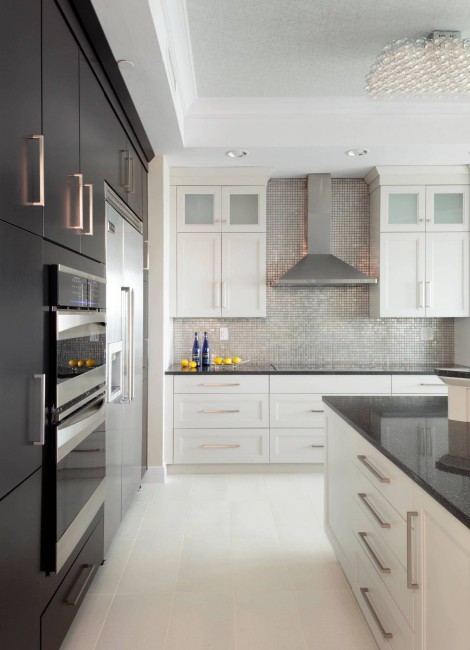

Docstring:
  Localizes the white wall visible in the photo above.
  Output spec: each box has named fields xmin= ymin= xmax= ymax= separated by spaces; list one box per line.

xmin=147 ymin=155 xmax=172 ymax=476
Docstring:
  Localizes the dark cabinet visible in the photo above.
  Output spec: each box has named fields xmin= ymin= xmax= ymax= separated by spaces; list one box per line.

xmin=0 ymin=222 xmax=44 ymax=500
xmin=0 ymin=469 xmax=42 ymax=650
xmin=42 ymin=0 xmax=81 ymax=254
xmin=79 ymin=52 xmax=127 ymax=262
xmin=0 ymin=0 xmax=43 ymax=236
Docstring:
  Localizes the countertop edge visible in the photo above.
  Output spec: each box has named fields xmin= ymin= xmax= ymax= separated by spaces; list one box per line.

xmin=322 ymin=397 xmax=470 ymax=531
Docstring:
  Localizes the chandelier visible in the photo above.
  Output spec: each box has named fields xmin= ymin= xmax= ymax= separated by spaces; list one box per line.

xmin=365 ymin=30 xmax=470 ymax=98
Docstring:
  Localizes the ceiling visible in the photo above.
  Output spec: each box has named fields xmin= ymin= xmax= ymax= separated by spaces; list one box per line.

xmin=91 ymin=0 xmax=470 ymax=177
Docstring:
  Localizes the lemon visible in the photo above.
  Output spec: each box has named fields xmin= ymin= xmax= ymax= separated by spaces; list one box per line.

xmin=77 ymin=360 xmax=86 ymax=368
xmin=68 ymin=359 xmax=78 ymax=367
xmin=189 ymin=361 xmax=197 ymax=368
xmin=214 ymin=357 xmax=223 ymax=365
xmin=223 ymin=357 xmax=232 ymax=365
xmin=180 ymin=359 xmax=189 ymax=367
xmin=232 ymin=357 xmax=241 ymax=364
xmin=85 ymin=359 xmax=96 ymax=367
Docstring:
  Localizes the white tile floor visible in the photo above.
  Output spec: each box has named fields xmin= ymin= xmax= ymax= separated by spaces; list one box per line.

xmin=60 ymin=471 xmax=377 ymax=650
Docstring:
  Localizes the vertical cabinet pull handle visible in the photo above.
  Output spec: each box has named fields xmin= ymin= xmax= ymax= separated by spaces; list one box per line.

xmin=407 ymin=511 xmax=419 ymax=589
xmin=82 ymin=183 xmax=93 ymax=235
xmin=27 ymin=135 xmax=45 ymax=206
xmin=70 ymin=173 xmax=84 ymax=229
xmin=425 ymin=281 xmax=431 ymax=308
xmin=143 ymin=240 xmax=149 ymax=271
xmin=215 ymin=282 xmax=221 ymax=308
xmin=418 ymin=281 xmax=425 ymax=309
xmin=222 ymin=281 xmax=227 ymax=308
xmin=32 ymin=374 xmax=45 ymax=446
xmin=121 ymin=287 xmax=133 ymax=401
xmin=64 ymin=564 xmax=96 ymax=606
xmin=357 ymin=455 xmax=390 ymax=483
xmin=360 ymin=588 xmax=393 ymax=639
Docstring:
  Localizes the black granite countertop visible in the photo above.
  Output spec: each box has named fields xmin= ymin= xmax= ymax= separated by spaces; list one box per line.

xmin=323 ymin=395 xmax=470 ymax=529
xmin=435 ymin=366 xmax=470 ymax=379
xmin=165 ymin=363 xmax=463 ymax=376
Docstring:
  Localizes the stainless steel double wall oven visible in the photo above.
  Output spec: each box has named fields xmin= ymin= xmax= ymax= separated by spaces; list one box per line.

xmin=43 ymin=265 xmax=106 ymax=573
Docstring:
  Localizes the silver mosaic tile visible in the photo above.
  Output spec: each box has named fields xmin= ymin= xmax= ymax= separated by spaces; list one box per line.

xmin=173 ymin=179 xmax=454 ymax=366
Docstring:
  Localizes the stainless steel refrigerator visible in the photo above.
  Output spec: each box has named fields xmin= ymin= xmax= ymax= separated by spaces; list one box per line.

xmin=105 ymin=191 xmax=143 ymax=551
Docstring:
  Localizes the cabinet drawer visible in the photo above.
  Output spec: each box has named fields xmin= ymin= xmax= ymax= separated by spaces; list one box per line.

xmin=354 ymin=435 xmax=414 ymax=520
xmin=351 ymin=497 xmax=414 ymax=630
xmin=270 ymin=429 xmax=324 ymax=463
xmin=174 ymin=375 xmax=268 ymax=394
xmin=391 ymin=374 xmax=447 ymax=395
xmin=41 ymin=517 xmax=104 ymax=650
xmin=270 ymin=374 xmax=391 ymax=394
xmin=270 ymin=394 xmax=324 ymax=428
xmin=352 ymin=464 xmax=407 ymax=570
xmin=353 ymin=538 xmax=414 ymax=650
xmin=174 ymin=394 xmax=269 ymax=428
xmin=174 ymin=428 xmax=269 ymax=463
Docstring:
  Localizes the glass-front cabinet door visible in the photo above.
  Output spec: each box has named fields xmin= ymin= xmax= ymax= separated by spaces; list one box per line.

xmin=380 ymin=186 xmax=426 ymax=232
xmin=177 ymin=186 xmax=221 ymax=232
xmin=425 ymin=186 xmax=469 ymax=231
xmin=221 ymin=186 xmax=266 ymax=232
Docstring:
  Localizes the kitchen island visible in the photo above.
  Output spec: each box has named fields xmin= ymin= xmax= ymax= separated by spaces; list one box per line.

xmin=323 ymin=395 xmax=470 ymax=650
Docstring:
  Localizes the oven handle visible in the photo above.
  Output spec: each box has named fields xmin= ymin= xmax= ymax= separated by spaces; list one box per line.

xmin=57 ymin=395 xmax=105 ymax=463
xmin=57 ymin=310 xmax=106 ymax=335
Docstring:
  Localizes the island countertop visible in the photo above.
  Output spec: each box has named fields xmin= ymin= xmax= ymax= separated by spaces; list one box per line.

xmin=322 ymin=395 xmax=470 ymax=529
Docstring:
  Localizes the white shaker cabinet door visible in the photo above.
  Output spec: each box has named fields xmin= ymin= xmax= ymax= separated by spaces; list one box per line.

xmin=221 ymin=232 xmax=266 ymax=317
xmin=380 ymin=232 xmax=426 ymax=317
xmin=176 ymin=232 xmax=221 ymax=317
xmin=425 ymin=232 xmax=469 ymax=317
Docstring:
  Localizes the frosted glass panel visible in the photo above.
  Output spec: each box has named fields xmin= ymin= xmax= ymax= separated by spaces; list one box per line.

xmin=230 ymin=194 xmax=259 ymax=225
xmin=434 ymin=193 xmax=464 ymax=225
xmin=185 ymin=194 xmax=214 ymax=225
xmin=388 ymin=194 xmax=419 ymax=225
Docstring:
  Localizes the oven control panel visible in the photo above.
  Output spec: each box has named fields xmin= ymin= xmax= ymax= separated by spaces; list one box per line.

xmin=54 ymin=265 xmax=105 ymax=309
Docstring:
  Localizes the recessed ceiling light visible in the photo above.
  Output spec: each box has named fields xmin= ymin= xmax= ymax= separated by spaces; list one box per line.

xmin=117 ymin=59 xmax=135 ymax=69
xmin=346 ymin=148 xmax=369 ymax=157
xmin=225 ymin=150 xmax=249 ymax=158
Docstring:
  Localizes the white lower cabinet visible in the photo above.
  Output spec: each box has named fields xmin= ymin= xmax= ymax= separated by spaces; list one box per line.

xmin=174 ymin=428 xmax=269 ymax=464
xmin=174 ymin=393 xmax=269 ymax=429
xmin=325 ymin=403 xmax=470 ymax=650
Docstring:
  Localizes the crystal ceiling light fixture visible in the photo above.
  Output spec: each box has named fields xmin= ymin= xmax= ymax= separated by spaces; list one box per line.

xmin=365 ymin=30 xmax=470 ymax=98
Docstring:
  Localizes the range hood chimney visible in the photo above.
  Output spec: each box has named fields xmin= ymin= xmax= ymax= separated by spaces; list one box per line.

xmin=275 ymin=174 xmax=377 ymax=286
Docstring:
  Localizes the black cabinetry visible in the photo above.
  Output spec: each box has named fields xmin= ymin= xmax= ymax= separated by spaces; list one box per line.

xmin=0 ymin=0 xmax=43 ymax=236
xmin=0 ymin=469 xmax=42 ymax=650
xmin=42 ymin=0 xmax=81 ymax=255
xmin=0 ymin=221 xmax=44 ymax=500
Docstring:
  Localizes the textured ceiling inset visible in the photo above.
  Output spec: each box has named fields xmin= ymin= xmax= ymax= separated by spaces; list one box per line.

xmin=186 ymin=0 xmax=470 ymax=97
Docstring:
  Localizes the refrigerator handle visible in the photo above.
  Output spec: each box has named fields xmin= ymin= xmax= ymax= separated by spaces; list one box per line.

xmin=121 ymin=287 xmax=135 ymax=403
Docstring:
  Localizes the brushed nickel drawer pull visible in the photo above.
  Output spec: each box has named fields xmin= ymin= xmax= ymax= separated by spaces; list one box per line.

xmin=201 ymin=444 xmax=241 ymax=449
xmin=200 ymin=383 xmax=241 ymax=387
xmin=64 ymin=564 xmax=96 ymax=606
xmin=201 ymin=409 xmax=240 ymax=414
xmin=310 ymin=409 xmax=324 ymax=412
xmin=311 ymin=444 xmax=324 ymax=448
xmin=407 ymin=511 xmax=419 ymax=589
xmin=357 ymin=455 xmax=390 ymax=483
xmin=358 ymin=493 xmax=391 ymax=528
xmin=360 ymin=588 xmax=393 ymax=639
xmin=419 ymin=383 xmax=442 ymax=387
xmin=358 ymin=532 xmax=391 ymax=574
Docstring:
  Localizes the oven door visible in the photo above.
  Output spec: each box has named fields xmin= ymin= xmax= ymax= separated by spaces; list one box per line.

xmin=55 ymin=310 xmax=106 ymax=417
xmin=55 ymin=393 xmax=106 ymax=572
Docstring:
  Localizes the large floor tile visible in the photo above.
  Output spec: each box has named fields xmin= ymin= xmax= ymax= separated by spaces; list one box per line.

xmin=227 ymin=474 xmax=269 ymax=502
xmin=133 ymin=483 xmax=158 ymax=502
xmin=60 ymin=594 xmax=112 ymax=650
xmin=165 ymin=592 xmax=235 ymax=650
xmin=230 ymin=501 xmax=277 ymax=538
xmin=117 ymin=537 xmax=182 ymax=594
xmin=234 ymin=590 xmax=306 ymax=650
xmin=113 ymin=502 xmax=148 ymax=542
xmin=151 ymin=475 xmax=194 ymax=502
xmin=185 ymin=500 xmax=231 ymax=538
xmin=231 ymin=536 xmax=290 ymax=592
xmin=137 ymin=500 xmax=190 ymax=540
xmin=94 ymin=593 xmax=173 ymax=650
xmin=175 ymin=536 xmax=232 ymax=593
xmin=190 ymin=475 xmax=230 ymax=502
xmin=88 ymin=539 xmax=133 ymax=595
xmin=294 ymin=589 xmax=377 ymax=649
xmin=284 ymin=545 xmax=349 ymax=591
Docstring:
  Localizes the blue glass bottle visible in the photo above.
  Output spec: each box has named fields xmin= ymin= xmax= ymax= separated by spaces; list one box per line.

xmin=192 ymin=332 xmax=200 ymax=367
xmin=202 ymin=331 xmax=210 ymax=367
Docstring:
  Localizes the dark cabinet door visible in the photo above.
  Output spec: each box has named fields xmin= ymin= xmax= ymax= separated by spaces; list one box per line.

xmin=42 ymin=0 xmax=81 ymax=253
xmin=125 ymin=141 xmax=144 ymax=220
xmin=0 ymin=0 xmax=43 ymax=236
xmin=79 ymin=53 xmax=127 ymax=262
xmin=0 ymin=221 xmax=44 ymax=500
xmin=0 ymin=469 xmax=41 ymax=650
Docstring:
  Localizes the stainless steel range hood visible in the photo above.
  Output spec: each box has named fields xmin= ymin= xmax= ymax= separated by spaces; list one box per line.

xmin=275 ymin=174 xmax=377 ymax=286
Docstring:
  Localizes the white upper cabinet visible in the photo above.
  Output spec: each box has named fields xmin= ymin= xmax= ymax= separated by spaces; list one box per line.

xmin=221 ymin=233 xmax=266 ymax=317
xmin=177 ymin=186 xmax=222 ymax=232
xmin=426 ymin=186 xmax=469 ymax=231
xmin=380 ymin=186 xmax=426 ymax=232
xmin=221 ymin=186 xmax=266 ymax=232
xmin=425 ymin=232 xmax=469 ymax=317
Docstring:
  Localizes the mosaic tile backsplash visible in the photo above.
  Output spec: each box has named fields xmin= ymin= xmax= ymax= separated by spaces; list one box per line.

xmin=173 ymin=179 xmax=454 ymax=366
